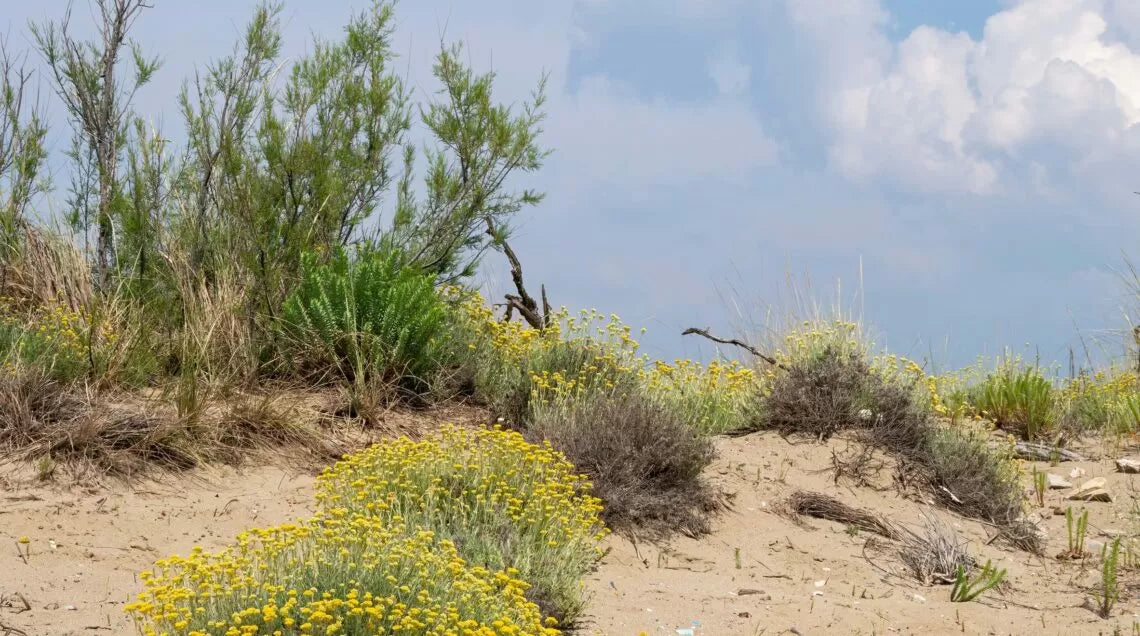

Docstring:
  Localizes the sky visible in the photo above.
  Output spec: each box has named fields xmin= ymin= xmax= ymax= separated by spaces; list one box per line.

xmin=4 ymin=0 xmax=1140 ymax=371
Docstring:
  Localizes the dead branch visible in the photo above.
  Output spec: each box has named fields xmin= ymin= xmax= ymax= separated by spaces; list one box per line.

xmin=681 ymin=327 xmax=786 ymax=370
xmin=1006 ymin=441 xmax=1085 ymax=463
xmin=485 ymin=216 xmax=549 ymax=330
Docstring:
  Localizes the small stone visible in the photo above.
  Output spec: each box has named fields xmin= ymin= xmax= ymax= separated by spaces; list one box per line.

xmin=1046 ymin=474 xmax=1072 ymax=489
xmin=738 ymin=612 xmax=752 ymax=618
xmin=912 ymin=593 xmax=926 ymax=602
xmin=1116 ymin=458 xmax=1140 ymax=473
xmin=1070 ymin=467 xmax=1087 ymax=480
xmin=814 ymin=580 xmax=826 ymax=588
xmin=1069 ymin=477 xmax=1113 ymax=502
xmin=64 ymin=605 xmax=76 ymax=611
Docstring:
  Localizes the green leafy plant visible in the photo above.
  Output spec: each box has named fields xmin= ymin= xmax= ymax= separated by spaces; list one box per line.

xmin=974 ymin=360 xmax=1056 ymax=439
xmin=1099 ymin=537 xmax=1122 ymax=618
xmin=950 ymin=559 xmax=1006 ymax=602
xmin=1062 ymin=507 xmax=1089 ymax=560
xmin=281 ymin=246 xmax=445 ymax=394
xmin=1032 ymin=466 xmax=1047 ymax=508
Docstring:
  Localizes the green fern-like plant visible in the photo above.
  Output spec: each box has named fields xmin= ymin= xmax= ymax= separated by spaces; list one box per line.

xmin=1099 ymin=537 xmax=1122 ymax=618
xmin=281 ymin=246 xmax=445 ymax=391
xmin=950 ymin=559 xmax=1006 ymax=602
xmin=1064 ymin=507 xmax=1089 ymax=559
xmin=1031 ymin=466 xmax=1046 ymax=508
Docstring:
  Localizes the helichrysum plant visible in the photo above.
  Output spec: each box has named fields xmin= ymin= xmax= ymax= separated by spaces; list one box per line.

xmin=315 ymin=425 xmax=608 ymax=621
xmin=126 ymin=426 xmax=606 ymax=634
xmin=125 ymin=518 xmax=559 ymax=635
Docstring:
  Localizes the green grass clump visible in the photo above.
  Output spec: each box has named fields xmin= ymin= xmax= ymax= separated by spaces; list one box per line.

xmin=973 ymin=358 xmax=1056 ymax=440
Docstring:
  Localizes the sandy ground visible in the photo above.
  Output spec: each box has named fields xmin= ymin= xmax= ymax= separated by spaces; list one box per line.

xmin=4 ymin=429 xmax=1140 ymax=636
xmin=1 ymin=463 xmax=317 ymax=635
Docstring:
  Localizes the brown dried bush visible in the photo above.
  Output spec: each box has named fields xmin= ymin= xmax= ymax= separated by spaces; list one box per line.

xmin=528 ymin=390 xmax=721 ymax=538
xmin=755 ymin=346 xmax=1041 ymax=553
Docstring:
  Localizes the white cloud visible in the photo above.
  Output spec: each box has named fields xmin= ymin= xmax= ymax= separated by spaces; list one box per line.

xmin=791 ymin=0 xmax=1140 ymax=194
xmin=546 ymin=76 xmax=778 ymax=190
xmin=707 ymin=41 xmax=751 ymax=96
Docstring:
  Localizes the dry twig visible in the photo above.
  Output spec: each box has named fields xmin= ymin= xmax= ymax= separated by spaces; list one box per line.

xmin=681 ymin=327 xmax=786 ymax=369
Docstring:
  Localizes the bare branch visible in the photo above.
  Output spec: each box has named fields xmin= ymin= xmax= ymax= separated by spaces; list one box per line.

xmin=486 ymin=215 xmax=549 ymax=330
xmin=681 ymin=326 xmax=786 ymax=370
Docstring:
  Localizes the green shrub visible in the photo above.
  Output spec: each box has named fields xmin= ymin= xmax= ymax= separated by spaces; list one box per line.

xmin=281 ymin=246 xmax=445 ymax=393
xmin=973 ymin=361 xmax=1056 ymax=439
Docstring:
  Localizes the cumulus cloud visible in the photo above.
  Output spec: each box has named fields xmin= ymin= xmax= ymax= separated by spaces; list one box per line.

xmin=791 ymin=0 xmax=1140 ymax=194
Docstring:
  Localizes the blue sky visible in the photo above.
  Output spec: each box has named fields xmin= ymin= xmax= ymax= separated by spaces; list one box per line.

xmin=5 ymin=0 xmax=1140 ymax=370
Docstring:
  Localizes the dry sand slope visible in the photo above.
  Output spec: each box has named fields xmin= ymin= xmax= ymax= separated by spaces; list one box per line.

xmin=2 ymin=431 xmax=1140 ymax=636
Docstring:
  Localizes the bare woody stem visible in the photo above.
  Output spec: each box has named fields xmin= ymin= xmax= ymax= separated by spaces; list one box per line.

xmin=485 ymin=216 xmax=549 ymax=330
xmin=681 ymin=326 xmax=787 ymax=370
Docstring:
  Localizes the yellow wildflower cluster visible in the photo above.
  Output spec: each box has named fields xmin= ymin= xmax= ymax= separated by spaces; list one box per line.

xmin=773 ymin=319 xmax=865 ymax=370
xmin=127 ymin=426 xmax=606 ymax=635
xmin=125 ymin=519 xmax=556 ymax=635
xmin=639 ymin=359 xmax=759 ymax=434
xmin=1059 ymin=368 xmax=1140 ymax=433
xmin=451 ymin=289 xmax=762 ymax=434
xmin=0 ymin=297 xmax=118 ymax=378
xmin=316 ymin=426 xmax=608 ymax=614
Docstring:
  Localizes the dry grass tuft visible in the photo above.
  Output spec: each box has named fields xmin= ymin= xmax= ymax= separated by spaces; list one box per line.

xmin=785 ymin=490 xmax=899 ymax=539
xmin=0 ymin=222 xmax=91 ymax=314
xmin=0 ymin=370 xmax=339 ymax=478
xmin=755 ymin=346 xmax=1042 ymax=553
xmin=895 ymin=512 xmax=974 ymax=585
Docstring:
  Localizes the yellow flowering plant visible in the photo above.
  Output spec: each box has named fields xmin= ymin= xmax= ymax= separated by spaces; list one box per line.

xmin=447 ymin=288 xmax=760 ymax=435
xmin=128 ymin=426 xmax=604 ymax=634
xmin=125 ymin=518 xmax=558 ymax=636
xmin=638 ymin=358 xmax=759 ymax=435
xmin=0 ymin=297 xmax=108 ymax=380
xmin=315 ymin=426 xmax=608 ymax=622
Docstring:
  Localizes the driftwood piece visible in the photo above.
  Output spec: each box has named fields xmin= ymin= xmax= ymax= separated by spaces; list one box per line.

xmin=1003 ymin=442 xmax=1085 ymax=463
xmin=681 ymin=327 xmax=787 ymax=370
xmin=486 ymin=216 xmax=549 ymax=330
